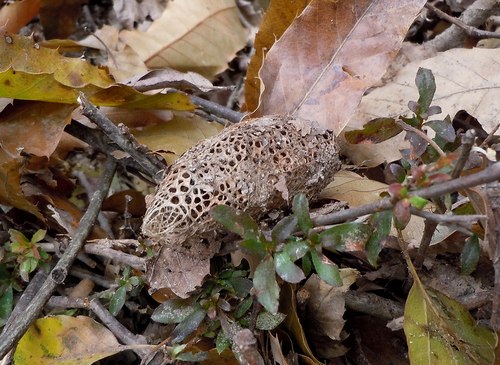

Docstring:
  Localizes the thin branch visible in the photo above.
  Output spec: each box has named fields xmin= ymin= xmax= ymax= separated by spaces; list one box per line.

xmin=78 ymin=93 xmax=165 ymax=182
xmin=0 ymin=158 xmax=117 ymax=359
xmin=425 ymin=2 xmax=500 ymax=39
xmin=410 ymin=208 xmax=485 ymax=227
xmin=414 ymin=219 xmax=439 ymax=268
xmin=89 ymin=298 xmax=150 ymax=359
xmin=83 ymin=244 xmax=146 ymax=270
xmin=395 ymin=119 xmax=445 ymax=157
xmin=452 ymin=129 xmax=476 ymax=179
xmin=313 ymin=161 xmax=500 ymax=226
xmin=190 ymin=94 xmax=245 ymax=124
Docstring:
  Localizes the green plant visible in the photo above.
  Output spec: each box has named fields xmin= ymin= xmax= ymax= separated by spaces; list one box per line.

xmin=106 ymin=266 xmax=144 ymax=316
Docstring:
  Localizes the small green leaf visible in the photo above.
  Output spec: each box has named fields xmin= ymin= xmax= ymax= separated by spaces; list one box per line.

xmin=461 ymin=235 xmax=480 ymax=275
xmin=176 ymin=351 xmax=208 ymax=362
xmin=415 ymin=67 xmax=436 ymax=114
xmin=256 ymin=311 xmax=286 ymax=330
xmin=234 ymin=296 xmax=253 ymax=319
xmin=19 ymin=257 xmax=38 ymax=281
xmin=426 ymin=119 xmax=455 ymax=142
xmin=216 ymin=330 xmax=231 ymax=354
xmin=170 ymin=306 xmax=206 ymax=344
xmin=152 ymin=298 xmax=196 ymax=324
xmin=319 ymin=223 xmax=372 ymax=252
xmin=271 ymin=216 xmax=298 ymax=243
xmin=240 ymin=237 xmax=267 ymax=257
xmin=0 ymin=284 xmax=13 ymax=327
xmin=109 ymin=285 xmax=127 ymax=316
xmin=227 ymin=276 xmax=253 ymax=298
xmin=283 ymin=240 xmax=309 ymax=261
xmin=292 ymin=194 xmax=313 ymax=235
xmin=301 ymin=251 xmax=313 ymax=276
xmin=344 ymin=118 xmax=402 ymax=144
xmin=253 ymin=257 xmax=280 ymax=314
xmin=409 ymin=195 xmax=428 ymax=209
xmin=310 ymin=250 xmax=341 ymax=286
xmin=30 ymin=229 xmax=46 ymax=244
xmin=8 ymin=229 xmax=29 ymax=247
xmin=365 ymin=211 xmax=393 ymax=267
xmin=210 ymin=205 xmax=258 ymax=240
xmin=274 ymin=252 xmax=305 ymax=283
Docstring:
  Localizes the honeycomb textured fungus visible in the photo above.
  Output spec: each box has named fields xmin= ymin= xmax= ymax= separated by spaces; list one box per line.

xmin=142 ymin=115 xmax=341 ymax=260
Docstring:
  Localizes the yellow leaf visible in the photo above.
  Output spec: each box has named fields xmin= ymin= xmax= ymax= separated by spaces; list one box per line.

xmin=14 ymin=315 xmax=124 ymax=365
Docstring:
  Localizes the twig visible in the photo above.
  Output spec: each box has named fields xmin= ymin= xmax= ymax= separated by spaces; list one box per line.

xmin=452 ymin=129 xmax=476 ymax=179
xmin=83 ymin=244 xmax=146 ymax=270
xmin=78 ymin=93 xmax=165 ymax=182
xmin=395 ymin=120 xmax=445 ymax=157
xmin=313 ymin=161 xmax=500 ymax=226
xmin=70 ymin=266 xmax=116 ymax=289
xmin=481 ymin=121 xmax=500 ymax=148
xmin=190 ymin=94 xmax=245 ymax=124
xmin=410 ymin=208 xmax=485 ymax=227
xmin=65 ymin=120 xmax=158 ymax=184
xmin=425 ymin=3 xmax=500 ymax=39
xmin=414 ymin=220 xmax=439 ymax=268
xmin=0 ymin=157 xmax=117 ymax=359
xmin=345 ymin=291 xmax=404 ymax=320
xmin=89 ymin=298 xmax=150 ymax=359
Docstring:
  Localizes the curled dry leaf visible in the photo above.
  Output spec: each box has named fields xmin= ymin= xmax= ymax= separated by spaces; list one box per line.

xmin=122 ymin=0 xmax=249 ymax=80
xmin=250 ymin=0 xmax=427 ymax=135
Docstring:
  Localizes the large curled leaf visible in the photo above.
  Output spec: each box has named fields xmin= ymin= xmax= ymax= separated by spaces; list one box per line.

xmin=122 ymin=0 xmax=248 ymax=80
xmin=404 ymin=285 xmax=497 ymax=364
xmin=251 ymin=0 xmax=427 ymax=134
xmin=253 ymin=256 xmax=280 ymax=314
xmin=14 ymin=315 xmax=126 ymax=365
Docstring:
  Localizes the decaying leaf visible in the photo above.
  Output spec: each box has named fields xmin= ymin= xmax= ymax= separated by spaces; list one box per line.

xmin=250 ymin=0 xmax=427 ymax=134
xmin=303 ymin=270 xmax=359 ymax=342
xmin=244 ymin=0 xmax=311 ymax=112
xmin=122 ymin=0 xmax=249 ymax=80
xmin=13 ymin=315 xmax=132 ymax=365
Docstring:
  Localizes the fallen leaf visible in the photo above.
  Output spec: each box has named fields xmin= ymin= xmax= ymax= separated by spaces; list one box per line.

xmin=404 ymin=284 xmax=497 ymax=364
xmin=14 ymin=315 xmax=128 ymax=365
xmin=0 ymin=30 xmax=194 ymax=110
xmin=244 ymin=0 xmax=311 ymax=112
xmin=251 ymin=0 xmax=426 ymax=134
xmin=0 ymin=0 xmax=40 ymax=33
xmin=319 ymin=170 xmax=388 ymax=207
xmin=303 ymin=270 xmax=359 ymax=341
xmin=39 ymin=0 xmax=87 ymax=39
xmin=0 ymin=101 xmax=75 ymax=158
xmin=122 ymin=0 xmax=249 ymax=80
xmin=346 ymin=47 xmax=500 ymax=166
xmin=132 ymin=114 xmax=223 ymax=164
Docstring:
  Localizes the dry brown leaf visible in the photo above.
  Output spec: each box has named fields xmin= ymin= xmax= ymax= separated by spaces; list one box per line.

xmin=0 ymin=101 xmax=75 ymax=158
xmin=146 ymin=246 xmax=211 ymax=298
xmin=39 ymin=0 xmax=87 ymax=39
xmin=244 ymin=0 xmax=311 ymax=112
xmin=345 ymin=47 xmax=500 ymax=166
xmin=319 ymin=170 xmax=387 ymax=207
xmin=122 ymin=0 xmax=249 ymax=79
xmin=0 ymin=0 xmax=40 ymax=33
xmin=303 ymin=270 xmax=359 ymax=341
xmin=250 ymin=0 xmax=426 ymax=135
